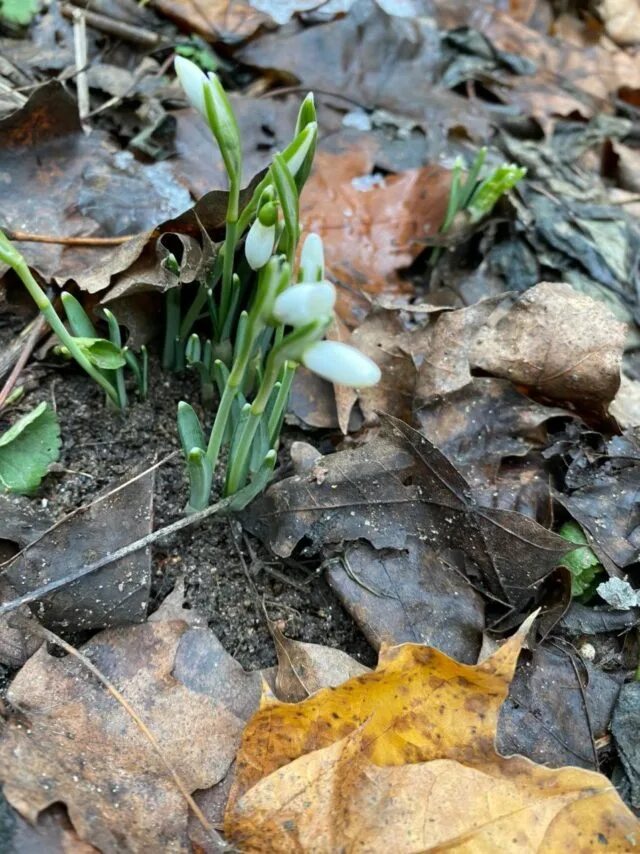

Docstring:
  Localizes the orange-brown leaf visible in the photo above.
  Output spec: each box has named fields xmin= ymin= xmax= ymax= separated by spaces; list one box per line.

xmin=226 ymin=618 xmax=639 ymax=851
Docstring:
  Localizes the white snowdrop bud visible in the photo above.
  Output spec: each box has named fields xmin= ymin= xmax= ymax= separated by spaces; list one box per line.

xmin=174 ymin=56 xmax=208 ymax=118
xmin=299 ymin=233 xmax=324 ymax=282
xmin=302 ymin=341 xmax=381 ymax=387
xmin=284 ymin=123 xmax=317 ymax=177
xmin=273 ymin=282 xmax=336 ymax=327
xmin=245 ymin=219 xmax=276 ymax=270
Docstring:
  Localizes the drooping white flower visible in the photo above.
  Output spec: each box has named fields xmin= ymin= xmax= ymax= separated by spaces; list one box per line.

xmin=299 ymin=233 xmax=324 ymax=282
xmin=245 ymin=219 xmax=276 ymax=270
xmin=302 ymin=340 xmax=381 ymax=387
xmin=174 ymin=56 xmax=208 ymax=118
xmin=272 ymin=281 xmax=336 ymax=327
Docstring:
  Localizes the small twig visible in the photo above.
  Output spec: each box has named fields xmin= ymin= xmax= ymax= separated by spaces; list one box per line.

xmin=0 ymin=315 xmax=47 ymax=411
xmin=19 ymin=619 xmax=217 ymax=839
xmin=5 ymin=230 xmax=138 ymax=246
xmin=61 ymin=2 xmax=167 ymax=47
xmin=0 ymin=453 xmax=178 ymax=571
xmin=0 ymin=496 xmax=233 ymax=618
xmin=72 ymin=8 xmax=91 ymax=127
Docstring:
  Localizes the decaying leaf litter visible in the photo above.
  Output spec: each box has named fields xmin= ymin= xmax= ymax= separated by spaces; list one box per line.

xmin=0 ymin=0 xmax=640 ymax=850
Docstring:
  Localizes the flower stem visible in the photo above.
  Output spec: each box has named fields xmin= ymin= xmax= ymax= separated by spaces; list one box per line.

xmin=7 ymin=249 xmax=120 ymax=405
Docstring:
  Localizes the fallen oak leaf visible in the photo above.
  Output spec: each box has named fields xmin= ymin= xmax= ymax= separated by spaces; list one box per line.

xmin=225 ymin=616 xmax=639 ymax=851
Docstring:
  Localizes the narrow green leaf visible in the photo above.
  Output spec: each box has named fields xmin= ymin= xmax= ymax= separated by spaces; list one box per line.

xmin=61 ymin=293 xmax=98 ymax=339
xmin=271 ymin=154 xmax=299 ymax=258
xmin=177 ymin=401 xmax=206 ymax=455
xmin=0 ymin=402 xmax=61 ymax=494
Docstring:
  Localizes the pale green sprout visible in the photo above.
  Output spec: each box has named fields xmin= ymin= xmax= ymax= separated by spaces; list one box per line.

xmin=0 ymin=233 xmax=147 ymax=409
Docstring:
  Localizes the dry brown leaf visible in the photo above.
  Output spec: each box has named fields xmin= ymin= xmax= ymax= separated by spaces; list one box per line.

xmin=470 ymin=282 xmax=627 ymax=411
xmin=300 ymin=145 xmax=451 ymax=326
xmin=599 ymin=0 xmax=640 ymax=45
xmin=0 ymin=620 xmax=243 ymax=852
xmin=147 ymin=0 xmax=267 ymax=41
xmin=225 ymin=620 xmax=639 ymax=851
xmin=268 ymin=620 xmax=369 ymax=703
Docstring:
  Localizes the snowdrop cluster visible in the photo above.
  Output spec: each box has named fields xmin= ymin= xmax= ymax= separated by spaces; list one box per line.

xmin=172 ymin=57 xmax=380 ymax=510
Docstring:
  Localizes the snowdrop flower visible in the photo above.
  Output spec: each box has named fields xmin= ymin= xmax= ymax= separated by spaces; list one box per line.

xmin=174 ymin=56 xmax=208 ymax=117
xmin=245 ymin=219 xmax=276 ymax=270
xmin=302 ymin=341 xmax=381 ymax=388
xmin=272 ymin=281 xmax=336 ymax=326
xmin=299 ymin=233 xmax=324 ymax=282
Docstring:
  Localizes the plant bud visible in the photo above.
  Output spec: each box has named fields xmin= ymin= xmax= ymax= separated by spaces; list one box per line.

xmin=302 ymin=341 xmax=381 ymax=387
xmin=272 ymin=282 xmax=336 ymax=327
xmin=174 ymin=56 xmax=208 ymax=117
xmin=299 ymin=233 xmax=324 ymax=282
xmin=245 ymin=218 xmax=276 ymax=270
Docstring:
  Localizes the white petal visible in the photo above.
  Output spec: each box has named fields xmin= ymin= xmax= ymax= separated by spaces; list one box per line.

xmin=284 ymin=123 xmax=317 ymax=177
xmin=273 ymin=282 xmax=336 ymax=327
xmin=302 ymin=341 xmax=381 ymax=387
xmin=299 ymin=233 xmax=324 ymax=281
xmin=174 ymin=56 xmax=208 ymax=117
xmin=245 ymin=219 xmax=275 ymax=270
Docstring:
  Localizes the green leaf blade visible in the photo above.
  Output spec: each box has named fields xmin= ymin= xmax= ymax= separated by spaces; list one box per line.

xmin=0 ymin=402 xmax=61 ymax=494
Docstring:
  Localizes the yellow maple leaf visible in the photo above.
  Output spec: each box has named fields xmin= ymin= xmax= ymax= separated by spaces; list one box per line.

xmin=225 ymin=618 xmax=639 ymax=852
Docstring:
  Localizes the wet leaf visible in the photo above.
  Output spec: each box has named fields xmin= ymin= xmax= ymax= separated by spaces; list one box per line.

xmin=555 ymin=434 xmax=640 ymax=573
xmin=246 ymin=415 xmax=570 ymax=611
xmin=326 ymin=536 xmax=484 ymax=662
xmin=239 ymin=1 xmax=443 ymax=122
xmin=299 ymin=143 xmax=451 ymax=325
xmin=470 ymin=282 xmax=626 ymax=412
xmin=0 ymin=620 xmax=242 ymax=852
xmin=0 ymin=82 xmax=192 ymax=284
xmin=225 ymin=620 xmax=638 ymax=850
xmin=5 ymin=465 xmax=155 ymax=631
xmin=612 ymin=681 xmax=640 ymax=810
xmin=0 ymin=402 xmax=60 ymax=494
xmin=498 ymin=645 xmax=621 ymax=770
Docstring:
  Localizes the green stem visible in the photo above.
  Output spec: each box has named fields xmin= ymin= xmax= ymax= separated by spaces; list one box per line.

xmin=225 ymin=356 xmax=280 ymax=495
xmin=163 ymin=288 xmax=181 ymax=370
xmin=12 ymin=257 xmax=120 ymax=405
xmin=205 ymin=378 xmax=237 ymax=470
xmin=225 ymin=411 xmax=261 ymax=496
xmin=219 ymin=182 xmax=239 ymax=333
xmin=268 ymin=362 xmax=295 ymax=446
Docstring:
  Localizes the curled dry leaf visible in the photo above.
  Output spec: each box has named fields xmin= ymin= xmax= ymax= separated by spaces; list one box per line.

xmin=470 ymin=282 xmax=627 ymax=411
xmin=268 ymin=620 xmax=369 ymax=703
xmin=225 ymin=618 xmax=639 ymax=851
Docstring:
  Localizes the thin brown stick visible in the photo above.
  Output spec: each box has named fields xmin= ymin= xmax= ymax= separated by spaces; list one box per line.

xmin=60 ymin=2 xmax=166 ymax=47
xmin=22 ymin=620 xmax=218 ymax=839
xmin=0 ymin=315 xmax=47 ymax=411
xmin=5 ymin=230 xmax=139 ymax=246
